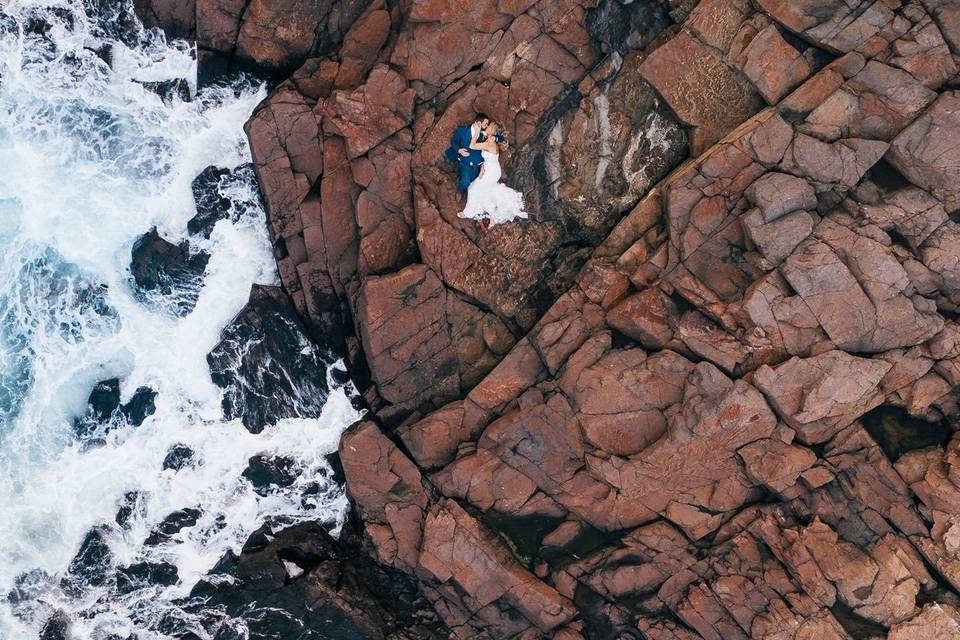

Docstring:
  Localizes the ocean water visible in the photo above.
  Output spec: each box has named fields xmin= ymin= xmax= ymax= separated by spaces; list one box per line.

xmin=0 ymin=1 xmax=360 ymax=638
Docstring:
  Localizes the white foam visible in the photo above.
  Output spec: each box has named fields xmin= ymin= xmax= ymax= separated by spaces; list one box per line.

xmin=0 ymin=2 xmax=359 ymax=637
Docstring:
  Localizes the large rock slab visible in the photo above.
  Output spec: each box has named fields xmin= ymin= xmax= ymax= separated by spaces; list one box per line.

xmin=753 ymin=350 xmax=891 ymax=443
xmin=641 ymin=30 xmax=765 ymax=153
xmin=888 ymin=91 xmax=960 ymax=211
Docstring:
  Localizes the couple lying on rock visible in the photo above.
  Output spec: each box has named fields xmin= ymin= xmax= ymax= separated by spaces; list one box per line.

xmin=445 ymin=112 xmax=529 ymax=227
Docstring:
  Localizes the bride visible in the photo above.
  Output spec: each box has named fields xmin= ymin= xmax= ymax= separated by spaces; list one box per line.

xmin=459 ymin=122 xmax=529 ymax=226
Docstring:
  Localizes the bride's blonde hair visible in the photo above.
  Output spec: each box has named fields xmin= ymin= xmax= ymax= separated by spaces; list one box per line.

xmin=490 ymin=121 xmax=507 ymax=149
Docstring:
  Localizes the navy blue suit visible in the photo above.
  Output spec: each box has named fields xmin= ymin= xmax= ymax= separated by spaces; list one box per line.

xmin=446 ymin=124 xmax=485 ymax=192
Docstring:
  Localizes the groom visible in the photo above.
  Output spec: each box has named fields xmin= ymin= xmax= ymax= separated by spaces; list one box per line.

xmin=445 ymin=112 xmax=491 ymax=192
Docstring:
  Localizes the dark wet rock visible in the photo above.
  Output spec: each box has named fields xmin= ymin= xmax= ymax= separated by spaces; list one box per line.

xmin=123 ymin=386 xmax=158 ymax=426
xmin=207 ymin=285 xmax=330 ymax=433
xmin=74 ymin=379 xmax=157 ymax=439
xmin=324 ymin=451 xmax=345 ymax=486
xmin=129 ymin=228 xmax=209 ymax=316
xmin=116 ymin=561 xmax=180 ymax=594
xmin=39 ymin=611 xmax=70 ymax=640
xmin=66 ymin=527 xmax=112 ymax=587
xmin=162 ymin=444 xmax=195 ymax=471
xmin=6 ymin=569 xmax=53 ymax=621
xmin=115 ymin=491 xmax=145 ymax=527
xmin=241 ymin=454 xmax=298 ymax=495
xmin=136 ymin=78 xmax=191 ymax=105
xmin=185 ymin=520 xmax=448 ymax=640
xmin=81 ymin=378 xmax=121 ymax=424
xmin=188 ymin=164 xmax=261 ymax=238
xmin=586 ymin=0 xmax=673 ymax=53
xmin=144 ymin=508 xmax=201 ymax=546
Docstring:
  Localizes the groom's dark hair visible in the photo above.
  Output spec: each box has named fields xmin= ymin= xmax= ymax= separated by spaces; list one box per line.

xmin=474 ymin=112 xmax=490 ymax=123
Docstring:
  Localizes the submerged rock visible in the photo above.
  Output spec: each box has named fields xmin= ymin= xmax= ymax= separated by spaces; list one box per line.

xmin=188 ymin=164 xmax=261 ymax=238
xmin=185 ymin=520 xmax=448 ymax=639
xmin=115 ymin=491 xmax=145 ymax=528
xmin=38 ymin=611 xmax=70 ymax=640
xmin=136 ymin=78 xmax=191 ymax=105
xmin=241 ymin=454 xmax=298 ymax=495
xmin=207 ymin=285 xmax=330 ymax=433
xmin=66 ymin=527 xmax=112 ymax=588
xmin=161 ymin=443 xmax=195 ymax=471
xmin=144 ymin=508 xmax=201 ymax=546
xmin=116 ymin=561 xmax=180 ymax=593
xmin=73 ymin=378 xmax=157 ymax=440
xmin=129 ymin=228 xmax=209 ymax=316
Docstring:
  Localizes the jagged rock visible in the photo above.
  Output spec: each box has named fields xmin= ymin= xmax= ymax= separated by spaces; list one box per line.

xmin=162 ymin=443 xmax=195 ymax=471
xmin=129 ymin=228 xmax=209 ymax=315
xmin=187 ymin=520 xmax=448 ymax=639
xmin=116 ymin=561 xmax=180 ymax=593
xmin=207 ymin=285 xmax=330 ymax=433
xmin=134 ymin=0 xmax=960 ymax=635
xmin=134 ymin=0 xmax=370 ymax=79
xmin=66 ymin=527 xmax=112 ymax=588
xmin=144 ymin=508 xmax=201 ymax=546
xmin=136 ymin=77 xmax=191 ymax=104
xmin=73 ymin=379 xmax=157 ymax=440
xmin=241 ymin=454 xmax=298 ymax=495
xmin=188 ymin=164 xmax=260 ymax=238
xmin=888 ymin=91 xmax=960 ymax=210
xmin=888 ymin=603 xmax=960 ymax=639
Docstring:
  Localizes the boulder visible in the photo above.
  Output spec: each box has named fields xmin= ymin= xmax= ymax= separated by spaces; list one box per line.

xmin=753 ymin=350 xmax=891 ymax=443
xmin=888 ymin=91 xmax=960 ymax=210
xmin=73 ymin=379 xmax=157 ymax=440
xmin=162 ymin=443 xmax=195 ymax=471
xmin=116 ymin=561 xmax=180 ymax=593
xmin=640 ymin=30 xmax=764 ymax=153
xmin=241 ymin=454 xmax=299 ymax=495
xmin=745 ymin=171 xmax=818 ymax=222
xmin=207 ymin=285 xmax=330 ymax=433
xmin=144 ymin=508 xmax=201 ymax=546
xmin=66 ymin=527 xmax=112 ymax=588
xmin=129 ymin=228 xmax=209 ymax=316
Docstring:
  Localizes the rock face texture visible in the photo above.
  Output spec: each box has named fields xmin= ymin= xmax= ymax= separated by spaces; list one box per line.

xmin=141 ymin=0 xmax=960 ymax=637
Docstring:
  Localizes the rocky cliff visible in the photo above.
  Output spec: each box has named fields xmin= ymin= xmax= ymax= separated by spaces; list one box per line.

xmin=139 ymin=0 xmax=960 ymax=638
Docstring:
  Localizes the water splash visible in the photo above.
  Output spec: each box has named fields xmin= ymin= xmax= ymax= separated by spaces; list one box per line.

xmin=0 ymin=1 xmax=359 ymax=638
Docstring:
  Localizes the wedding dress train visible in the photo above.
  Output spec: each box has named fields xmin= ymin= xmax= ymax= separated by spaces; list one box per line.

xmin=459 ymin=150 xmax=529 ymax=225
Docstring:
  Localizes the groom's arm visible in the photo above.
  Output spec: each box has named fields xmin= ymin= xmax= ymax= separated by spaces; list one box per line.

xmin=445 ymin=128 xmax=469 ymax=163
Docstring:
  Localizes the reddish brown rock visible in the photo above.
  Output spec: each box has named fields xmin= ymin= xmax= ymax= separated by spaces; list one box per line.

xmin=745 ymin=171 xmax=818 ymax=222
xmin=324 ymin=65 xmax=415 ymax=159
xmin=889 ymin=603 xmax=960 ymax=639
xmin=605 ymin=288 xmax=678 ymax=350
xmin=229 ymin=0 xmax=960 ymax=635
xmin=339 ymin=421 xmax=430 ymax=571
xmin=641 ymin=30 xmax=765 ymax=153
xmin=738 ymin=23 xmax=816 ymax=104
xmin=753 ymin=350 xmax=891 ymax=443
xmin=888 ymin=91 xmax=960 ymax=211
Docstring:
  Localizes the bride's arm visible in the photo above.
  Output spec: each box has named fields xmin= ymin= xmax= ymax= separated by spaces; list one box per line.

xmin=469 ymin=135 xmax=496 ymax=152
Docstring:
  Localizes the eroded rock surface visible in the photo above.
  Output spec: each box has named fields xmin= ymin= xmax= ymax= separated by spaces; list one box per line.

xmin=140 ymin=0 xmax=960 ymax=637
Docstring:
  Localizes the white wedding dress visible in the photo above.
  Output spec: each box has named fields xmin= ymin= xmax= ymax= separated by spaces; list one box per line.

xmin=460 ymin=150 xmax=529 ymax=225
